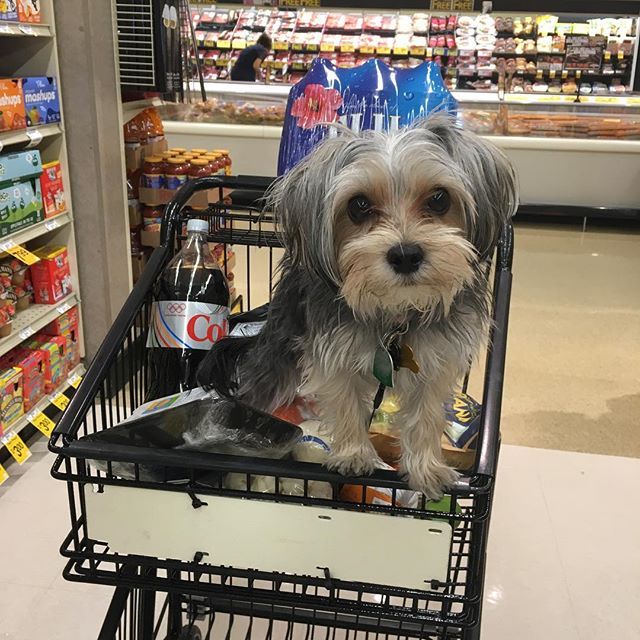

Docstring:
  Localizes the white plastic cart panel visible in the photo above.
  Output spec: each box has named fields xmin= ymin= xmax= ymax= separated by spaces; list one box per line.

xmin=84 ymin=484 xmax=453 ymax=590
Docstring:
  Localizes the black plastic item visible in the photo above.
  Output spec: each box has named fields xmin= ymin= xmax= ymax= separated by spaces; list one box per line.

xmin=50 ymin=176 xmax=514 ymax=640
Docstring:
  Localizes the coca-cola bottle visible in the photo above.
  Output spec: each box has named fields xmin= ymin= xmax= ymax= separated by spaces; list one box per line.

xmin=146 ymin=219 xmax=230 ymax=399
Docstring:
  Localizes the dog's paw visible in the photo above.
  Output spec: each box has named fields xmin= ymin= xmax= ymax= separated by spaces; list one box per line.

xmin=326 ymin=442 xmax=382 ymax=477
xmin=402 ymin=460 xmax=459 ymax=501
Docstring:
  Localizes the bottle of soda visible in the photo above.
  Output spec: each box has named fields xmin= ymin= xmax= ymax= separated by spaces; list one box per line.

xmin=146 ymin=219 xmax=230 ymax=399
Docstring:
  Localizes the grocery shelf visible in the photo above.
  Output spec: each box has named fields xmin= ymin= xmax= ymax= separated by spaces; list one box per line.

xmin=0 ymin=123 xmax=63 ymax=151
xmin=6 ymin=364 xmax=85 ymax=441
xmin=0 ymin=292 xmax=78 ymax=358
xmin=0 ymin=211 xmax=72 ymax=250
xmin=0 ymin=20 xmax=52 ymax=38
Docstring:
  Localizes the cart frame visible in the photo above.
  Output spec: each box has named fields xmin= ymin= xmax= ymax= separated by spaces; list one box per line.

xmin=50 ymin=176 xmax=514 ymax=640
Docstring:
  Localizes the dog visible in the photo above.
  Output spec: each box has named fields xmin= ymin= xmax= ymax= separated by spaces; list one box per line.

xmin=198 ymin=114 xmax=518 ymax=498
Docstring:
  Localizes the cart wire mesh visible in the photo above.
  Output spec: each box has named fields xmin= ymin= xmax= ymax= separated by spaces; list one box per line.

xmin=50 ymin=176 xmax=513 ymax=640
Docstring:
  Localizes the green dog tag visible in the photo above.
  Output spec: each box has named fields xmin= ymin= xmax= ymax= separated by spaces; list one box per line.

xmin=373 ymin=345 xmax=394 ymax=388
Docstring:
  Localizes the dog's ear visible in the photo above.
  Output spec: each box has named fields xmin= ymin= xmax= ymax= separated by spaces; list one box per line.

xmin=420 ymin=115 xmax=518 ymax=260
xmin=267 ymin=129 xmax=357 ymax=287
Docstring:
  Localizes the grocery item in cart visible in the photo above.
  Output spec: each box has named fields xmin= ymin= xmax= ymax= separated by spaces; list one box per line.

xmin=146 ymin=219 xmax=230 ymax=399
xmin=78 ymin=390 xmax=302 ymax=481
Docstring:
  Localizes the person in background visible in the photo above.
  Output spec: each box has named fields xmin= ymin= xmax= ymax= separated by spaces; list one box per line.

xmin=230 ymin=33 xmax=272 ymax=83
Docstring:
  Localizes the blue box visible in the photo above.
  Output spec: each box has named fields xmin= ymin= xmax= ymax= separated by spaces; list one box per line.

xmin=0 ymin=0 xmax=18 ymax=21
xmin=22 ymin=77 xmax=61 ymax=127
xmin=0 ymin=149 xmax=42 ymax=188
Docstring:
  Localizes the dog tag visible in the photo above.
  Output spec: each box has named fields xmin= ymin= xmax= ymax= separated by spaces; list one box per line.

xmin=399 ymin=344 xmax=420 ymax=373
xmin=373 ymin=346 xmax=394 ymax=388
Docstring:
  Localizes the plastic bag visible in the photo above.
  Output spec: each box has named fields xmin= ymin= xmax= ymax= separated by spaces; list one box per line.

xmin=278 ymin=57 xmax=457 ymax=174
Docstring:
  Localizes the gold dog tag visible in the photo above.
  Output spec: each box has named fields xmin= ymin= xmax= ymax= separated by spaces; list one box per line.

xmin=399 ymin=344 xmax=420 ymax=373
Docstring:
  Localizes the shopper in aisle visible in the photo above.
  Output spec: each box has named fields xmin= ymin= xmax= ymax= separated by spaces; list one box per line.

xmin=230 ymin=33 xmax=272 ymax=83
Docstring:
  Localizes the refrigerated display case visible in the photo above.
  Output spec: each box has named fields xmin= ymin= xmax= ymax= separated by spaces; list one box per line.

xmin=158 ymin=81 xmax=640 ymax=213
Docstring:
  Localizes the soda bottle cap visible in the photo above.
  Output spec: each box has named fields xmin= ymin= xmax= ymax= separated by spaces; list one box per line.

xmin=187 ymin=219 xmax=208 ymax=233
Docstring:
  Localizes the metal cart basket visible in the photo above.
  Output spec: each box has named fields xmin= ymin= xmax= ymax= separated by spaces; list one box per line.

xmin=50 ymin=176 xmax=514 ymax=640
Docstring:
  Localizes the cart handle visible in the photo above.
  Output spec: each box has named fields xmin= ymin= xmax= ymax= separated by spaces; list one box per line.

xmin=473 ymin=222 xmax=514 ymax=482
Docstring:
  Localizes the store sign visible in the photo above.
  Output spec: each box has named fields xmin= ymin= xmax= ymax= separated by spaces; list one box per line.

xmin=452 ymin=0 xmax=474 ymax=10
xmin=565 ymin=35 xmax=606 ymax=72
xmin=431 ymin=0 xmax=453 ymax=10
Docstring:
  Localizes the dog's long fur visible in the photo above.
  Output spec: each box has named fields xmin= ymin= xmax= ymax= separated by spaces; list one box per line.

xmin=199 ymin=115 xmax=517 ymax=498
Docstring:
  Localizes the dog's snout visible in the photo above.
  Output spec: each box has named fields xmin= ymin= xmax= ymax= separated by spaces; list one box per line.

xmin=386 ymin=243 xmax=424 ymax=275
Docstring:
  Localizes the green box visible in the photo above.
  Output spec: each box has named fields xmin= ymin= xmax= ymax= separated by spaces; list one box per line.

xmin=0 ymin=177 xmax=44 ymax=238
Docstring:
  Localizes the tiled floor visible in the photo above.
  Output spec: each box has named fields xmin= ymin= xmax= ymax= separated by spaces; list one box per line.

xmin=1 ymin=222 xmax=639 ymax=638
xmin=1 ymin=443 xmax=639 ymax=639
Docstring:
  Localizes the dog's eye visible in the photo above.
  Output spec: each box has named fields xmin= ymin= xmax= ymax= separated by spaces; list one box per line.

xmin=424 ymin=189 xmax=451 ymax=215
xmin=347 ymin=195 xmax=375 ymax=224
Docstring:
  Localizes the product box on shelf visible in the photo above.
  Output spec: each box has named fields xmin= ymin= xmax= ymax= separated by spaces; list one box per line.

xmin=0 ymin=367 xmax=23 ymax=435
xmin=0 ymin=78 xmax=26 ymax=132
xmin=17 ymin=0 xmax=41 ymax=23
xmin=131 ymin=251 xmax=148 ymax=283
xmin=0 ymin=177 xmax=44 ymax=238
xmin=0 ymin=0 xmax=18 ymax=22
xmin=42 ymin=305 xmax=78 ymax=336
xmin=0 ymin=347 xmax=45 ymax=411
xmin=62 ymin=325 xmax=80 ymax=371
xmin=27 ymin=335 xmax=66 ymax=392
xmin=40 ymin=160 xmax=66 ymax=217
xmin=22 ymin=77 xmax=61 ymax=126
xmin=30 ymin=245 xmax=72 ymax=304
xmin=0 ymin=149 xmax=42 ymax=187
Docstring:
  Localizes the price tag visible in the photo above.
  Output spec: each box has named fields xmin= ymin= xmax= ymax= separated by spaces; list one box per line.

xmin=56 ymin=301 xmax=72 ymax=314
xmin=376 ymin=46 xmax=391 ymax=55
xmin=1 ymin=242 xmax=40 ymax=265
xmin=18 ymin=24 xmax=35 ymax=36
xmin=434 ymin=47 xmax=445 ymax=56
xmin=27 ymin=410 xmax=56 ymax=437
xmin=307 ymin=43 xmax=319 ymax=52
xmin=67 ymin=373 xmax=83 ymax=389
xmin=1 ymin=431 xmax=31 ymax=465
xmin=231 ymin=39 xmax=247 ymax=50
xmin=0 ymin=463 xmax=8 ymax=485
xmin=617 ymin=50 xmax=624 ymax=60
xmin=549 ymin=70 xmax=556 ymax=78
xmin=50 ymin=392 xmax=70 ymax=412
xmin=25 ymin=129 xmax=43 ymax=148
xmin=410 ymin=47 xmax=426 ymax=57
xmin=360 ymin=45 xmax=375 ymax=54
xmin=0 ymin=24 xmax=12 ymax=35
xmin=320 ymin=43 xmax=335 ymax=53
xmin=291 ymin=43 xmax=303 ymax=51
xmin=44 ymin=218 xmax=60 ymax=231
xmin=341 ymin=43 xmax=355 ymax=53
xmin=18 ymin=325 xmax=35 ymax=341
xmin=273 ymin=41 xmax=288 ymax=51
xmin=393 ymin=47 xmax=408 ymax=56
xmin=217 ymin=39 xmax=231 ymax=49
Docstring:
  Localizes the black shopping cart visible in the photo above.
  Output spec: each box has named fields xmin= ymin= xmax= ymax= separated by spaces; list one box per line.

xmin=50 ymin=176 xmax=514 ymax=640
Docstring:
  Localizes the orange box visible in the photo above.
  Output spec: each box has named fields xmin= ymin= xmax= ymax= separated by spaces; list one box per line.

xmin=0 ymin=78 xmax=27 ymax=133
xmin=17 ymin=0 xmax=41 ymax=23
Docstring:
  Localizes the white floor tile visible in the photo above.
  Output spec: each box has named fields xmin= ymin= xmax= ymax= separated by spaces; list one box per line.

xmin=1 ymin=443 xmax=639 ymax=638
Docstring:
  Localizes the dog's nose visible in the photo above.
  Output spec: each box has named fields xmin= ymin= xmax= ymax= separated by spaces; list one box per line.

xmin=386 ymin=243 xmax=424 ymax=274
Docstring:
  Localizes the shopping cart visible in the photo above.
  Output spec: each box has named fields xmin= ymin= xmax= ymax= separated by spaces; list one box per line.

xmin=50 ymin=176 xmax=514 ymax=640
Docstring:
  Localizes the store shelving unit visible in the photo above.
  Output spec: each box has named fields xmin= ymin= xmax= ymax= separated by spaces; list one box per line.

xmin=0 ymin=1 xmax=83 ymax=462
xmin=8 ymin=363 xmax=85 ymax=440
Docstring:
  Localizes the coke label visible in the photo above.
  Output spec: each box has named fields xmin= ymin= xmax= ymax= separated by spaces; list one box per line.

xmin=147 ymin=301 xmax=229 ymax=350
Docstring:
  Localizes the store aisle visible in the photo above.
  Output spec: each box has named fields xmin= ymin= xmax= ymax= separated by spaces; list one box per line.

xmin=1 ymin=443 xmax=639 ymax=639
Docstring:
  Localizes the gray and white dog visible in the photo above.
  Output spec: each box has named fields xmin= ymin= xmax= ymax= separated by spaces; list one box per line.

xmin=199 ymin=115 xmax=517 ymax=498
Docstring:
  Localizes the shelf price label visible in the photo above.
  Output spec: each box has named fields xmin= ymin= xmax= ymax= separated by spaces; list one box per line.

xmin=18 ymin=25 xmax=35 ymax=36
xmin=44 ymin=218 xmax=60 ymax=231
xmin=1 ymin=431 xmax=31 ymax=465
xmin=18 ymin=325 xmax=35 ymax=341
xmin=67 ymin=373 xmax=83 ymax=389
xmin=0 ymin=463 xmax=7 ymax=485
xmin=27 ymin=410 xmax=56 ymax=438
xmin=50 ymin=392 xmax=70 ymax=412
xmin=0 ymin=24 xmax=12 ymax=35
xmin=0 ymin=241 xmax=40 ymax=265
xmin=25 ymin=129 xmax=43 ymax=148
xmin=57 ymin=301 xmax=72 ymax=315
